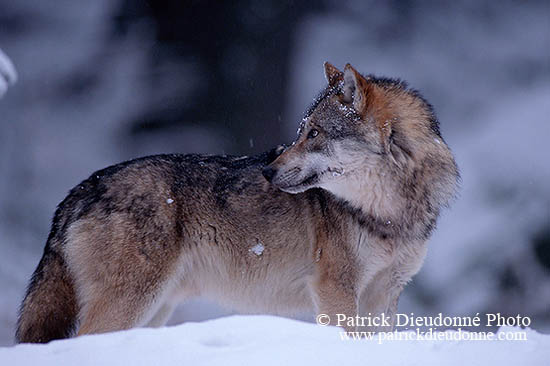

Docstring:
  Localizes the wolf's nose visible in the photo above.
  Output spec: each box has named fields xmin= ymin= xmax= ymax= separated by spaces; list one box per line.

xmin=262 ymin=166 xmax=277 ymax=182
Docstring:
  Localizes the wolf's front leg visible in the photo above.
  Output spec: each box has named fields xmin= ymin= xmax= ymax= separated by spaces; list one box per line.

xmin=359 ymin=241 xmax=428 ymax=332
xmin=358 ymin=266 xmax=404 ymax=333
xmin=312 ymin=255 xmax=359 ymax=332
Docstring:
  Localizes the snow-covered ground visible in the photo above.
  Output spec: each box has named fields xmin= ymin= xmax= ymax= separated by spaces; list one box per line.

xmin=1 ymin=316 xmax=549 ymax=365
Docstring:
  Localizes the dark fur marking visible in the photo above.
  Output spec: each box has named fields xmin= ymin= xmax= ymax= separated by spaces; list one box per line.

xmin=126 ymin=194 xmax=157 ymax=228
xmin=307 ymin=189 xmax=399 ymax=241
xmin=139 ymin=247 xmax=153 ymax=262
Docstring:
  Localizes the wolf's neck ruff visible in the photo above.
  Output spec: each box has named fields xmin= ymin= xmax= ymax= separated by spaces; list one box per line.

xmin=333 ymin=196 xmax=403 ymax=241
xmin=321 ymin=164 xmax=401 ymax=214
xmin=317 ymin=163 xmax=413 ymax=241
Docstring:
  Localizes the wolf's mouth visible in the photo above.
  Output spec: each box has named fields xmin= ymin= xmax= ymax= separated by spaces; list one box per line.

xmin=277 ymin=172 xmax=321 ymax=193
xmin=298 ymin=172 xmax=320 ymax=186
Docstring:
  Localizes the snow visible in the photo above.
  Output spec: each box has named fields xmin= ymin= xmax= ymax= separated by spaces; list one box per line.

xmin=0 ymin=48 xmax=17 ymax=97
xmin=249 ymin=243 xmax=265 ymax=256
xmin=1 ymin=316 xmax=548 ymax=365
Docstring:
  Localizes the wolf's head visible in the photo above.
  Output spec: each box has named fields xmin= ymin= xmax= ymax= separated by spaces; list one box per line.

xmin=263 ymin=62 xmax=458 ymax=220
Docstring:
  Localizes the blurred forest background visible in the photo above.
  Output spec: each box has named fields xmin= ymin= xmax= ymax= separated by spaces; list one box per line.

xmin=0 ymin=0 xmax=549 ymax=345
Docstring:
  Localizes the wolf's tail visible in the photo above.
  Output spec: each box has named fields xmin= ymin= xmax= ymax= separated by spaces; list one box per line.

xmin=16 ymin=237 xmax=79 ymax=343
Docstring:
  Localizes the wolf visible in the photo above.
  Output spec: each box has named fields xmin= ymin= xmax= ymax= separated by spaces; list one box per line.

xmin=16 ymin=63 xmax=458 ymax=343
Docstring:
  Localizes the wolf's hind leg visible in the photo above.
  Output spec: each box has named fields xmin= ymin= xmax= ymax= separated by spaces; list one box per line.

xmin=75 ymin=265 xmax=178 ymax=335
xmin=66 ymin=214 xmax=183 ymax=336
xmin=77 ymin=284 xmax=166 ymax=335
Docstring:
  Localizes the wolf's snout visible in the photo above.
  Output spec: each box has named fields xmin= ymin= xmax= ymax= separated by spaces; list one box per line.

xmin=262 ymin=166 xmax=277 ymax=182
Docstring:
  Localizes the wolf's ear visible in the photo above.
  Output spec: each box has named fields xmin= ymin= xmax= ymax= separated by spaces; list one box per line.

xmin=342 ymin=64 xmax=369 ymax=112
xmin=343 ymin=64 xmax=393 ymax=153
xmin=324 ymin=62 xmax=343 ymax=88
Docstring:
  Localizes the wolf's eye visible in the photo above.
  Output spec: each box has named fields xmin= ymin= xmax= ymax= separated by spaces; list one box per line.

xmin=307 ymin=129 xmax=319 ymax=139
